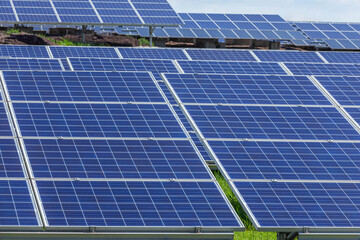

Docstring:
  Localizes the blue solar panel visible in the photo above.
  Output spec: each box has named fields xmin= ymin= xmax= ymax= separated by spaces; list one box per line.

xmin=315 ymin=76 xmax=360 ymax=106
xmin=285 ymin=63 xmax=360 ymax=76
xmin=345 ymin=108 xmax=360 ymax=125
xmin=0 ymin=103 xmax=14 ymax=137
xmin=4 ymin=71 xmax=165 ymax=103
xmin=164 ymin=74 xmax=331 ymax=105
xmin=253 ymin=51 xmax=324 ymax=63
xmin=186 ymin=49 xmax=256 ymax=61
xmin=0 ymin=59 xmax=62 ymax=71
xmin=185 ymin=105 xmax=360 ymax=140
xmin=0 ymin=139 xmax=24 ymax=178
xmin=0 ymin=45 xmax=49 ymax=58
xmin=118 ymin=48 xmax=188 ymax=60
xmin=320 ymin=52 xmax=360 ymax=64
xmin=68 ymin=58 xmax=179 ymax=80
xmin=50 ymin=46 xmax=119 ymax=58
xmin=59 ymin=59 xmax=72 ymax=71
xmin=37 ymin=180 xmax=242 ymax=227
xmin=25 ymin=139 xmax=211 ymax=179
xmin=210 ymin=141 xmax=360 ymax=181
xmin=177 ymin=61 xmax=286 ymax=75
xmin=0 ymin=180 xmax=39 ymax=226
xmin=13 ymin=103 xmax=186 ymax=138
xmin=234 ymin=181 xmax=360 ymax=228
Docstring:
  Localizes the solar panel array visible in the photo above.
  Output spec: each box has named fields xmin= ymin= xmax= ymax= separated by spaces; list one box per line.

xmin=0 ymin=0 xmax=183 ymax=26
xmin=3 ymin=45 xmax=360 ymax=237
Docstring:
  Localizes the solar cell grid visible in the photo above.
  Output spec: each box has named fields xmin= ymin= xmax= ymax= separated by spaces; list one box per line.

xmin=253 ymin=51 xmax=324 ymax=63
xmin=0 ymin=103 xmax=15 ymax=137
xmin=185 ymin=105 xmax=360 ymax=141
xmin=0 ymin=139 xmax=25 ymax=178
xmin=177 ymin=61 xmax=286 ymax=75
xmin=118 ymin=48 xmax=188 ymax=60
xmin=210 ymin=141 xmax=360 ymax=181
xmin=319 ymin=52 xmax=360 ymax=64
xmin=50 ymin=46 xmax=119 ymax=58
xmin=0 ymin=59 xmax=62 ymax=71
xmin=25 ymin=139 xmax=211 ymax=179
xmin=185 ymin=49 xmax=257 ymax=61
xmin=345 ymin=108 xmax=360 ymax=125
xmin=285 ymin=63 xmax=360 ymax=76
xmin=0 ymin=45 xmax=49 ymax=58
xmin=164 ymin=74 xmax=331 ymax=105
xmin=13 ymin=103 xmax=186 ymax=138
xmin=37 ymin=180 xmax=242 ymax=227
xmin=234 ymin=181 xmax=360 ymax=228
xmin=315 ymin=76 xmax=360 ymax=106
xmin=4 ymin=71 xmax=165 ymax=103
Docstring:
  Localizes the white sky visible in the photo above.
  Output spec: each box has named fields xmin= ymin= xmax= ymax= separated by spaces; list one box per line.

xmin=168 ymin=0 xmax=360 ymax=22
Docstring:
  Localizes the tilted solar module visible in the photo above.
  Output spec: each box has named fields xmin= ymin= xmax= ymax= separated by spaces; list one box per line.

xmin=0 ymin=103 xmax=15 ymax=137
xmin=163 ymin=74 xmax=331 ymax=105
xmin=0 ymin=45 xmax=49 ymax=58
xmin=25 ymin=139 xmax=212 ymax=179
xmin=36 ymin=180 xmax=242 ymax=228
xmin=319 ymin=51 xmax=360 ymax=64
xmin=185 ymin=49 xmax=257 ymax=61
xmin=50 ymin=46 xmax=119 ymax=58
xmin=12 ymin=103 xmax=187 ymax=138
xmin=345 ymin=108 xmax=360 ymax=125
xmin=177 ymin=61 xmax=287 ymax=75
xmin=285 ymin=63 xmax=360 ymax=76
xmin=185 ymin=105 xmax=360 ymax=141
xmin=0 ymin=59 xmax=62 ymax=71
xmin=253 ymin=51 xmax=324 ymax=63
xmin=3 ymin=71 xmax=165 ymax=103
xmin=209 ymin=141 xmax=360 ymax=181
xmin=315 ymin=76 xmax=360 ymax=106
xmin=0 ymin=139 xmax=25 ymax=178
xmin=118 ymin=47 xmax=188 ymax=60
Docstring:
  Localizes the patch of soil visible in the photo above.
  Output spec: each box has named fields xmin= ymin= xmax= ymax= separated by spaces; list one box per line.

xmin=54 ymin=33 xmax=139 ymax=46
xmin=0 ymin=32 xmax=55 ymax=45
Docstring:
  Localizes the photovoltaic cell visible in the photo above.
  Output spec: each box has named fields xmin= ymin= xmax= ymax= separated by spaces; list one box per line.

xmin=0 ymin=59 xmax=62 ymax=71
xmin=285 ymin=63 xmax=360 ymax=76
xmin=234 ymin=181 xmax=360 ymax=228
xmin=209 ymin=141 xmax=360 ymax=181
xmin=185 ymin=49 xmax=257 ymax=61
xmin=37 ymin=180 xmax=241 ymax=227
xmin=253 ymin=51 xmax=324 ymax=63
xmin=164 ymin=74 xmax=331 ymax=105
xmin=118 ymin=48 xmax=188 ymax=60
xmin=0 ymin=180 xmax=39 ymax=226
xmin=315 ymin=76 xmax=360 ymax=106
xmin=25 ymin=139 xmax=211 ymax=179
xmin=0 ymin=139 xmax=25 ymax=178
xmin=185 ymin=105 xmax=360 ymax=141
xmin=13 ymin=103 xmax=186 ymax=138
xmin=0 ymin=103 xmax=14 ymax=137
xmin=319 ymin=52 xmax=360 ymax=64
xmin=345 ymin=108 xmax=360 ymax=125
xmin=177 ymin=61 xmax=286 ymax=75
xmin=50 ymin=46 xmax=119 ymax=58
xmin=0 ymin=45 xmax=49 ymax=58
xmin=4 ymin=71 xmax=165 ymax=103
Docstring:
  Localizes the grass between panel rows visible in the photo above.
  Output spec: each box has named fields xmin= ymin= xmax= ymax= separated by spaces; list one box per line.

xmin=213 ymin=171 xmax=278 ymax=240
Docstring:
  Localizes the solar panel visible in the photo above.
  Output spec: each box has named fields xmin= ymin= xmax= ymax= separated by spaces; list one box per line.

xmin=345 ymin=108 xmax=360 ymax=125
xmin=164 ymin=74 xmax=331 ymax=105
xmin=0 ymin=59 xmax=62 ymax=71
xmin=319 ymin=52 xmax=360 ymax=64
xmin=325 ymin=40 xmax=345 ymax=49
xmin=4 ymin=0 xmax=183 ymax=26
xmin=0 ymin=139 xmax=25 ymax=178
xmin=0 ymin=180 xmax=39 ymax=226
xmin=253 ymin=51 xmax=324 ymax=63
xmin=13 ymin=103 xmax=186 ymax=138
xmin=36 ymin=180 xmax=242 ymax=228
xmin=234 ymin=181 xmax=360 ymax=228
xmin=0 ymin=45 xmax=49 ymax=58
xmin=185 ymin=105 xmax=360 ymax=140
xmin=177 ymin=61 xmax=286 ymax=75
xmin=209 ymin=141 xmax=360 ymax=181
xmin=315 ymin=76 xmax=360 ymax=106
xmin=118 ymin=48 xmax=188 ymax=60
xmin=4 ymin=71 xmax=165 ymax=103
xmin=185 ymin=49 xmax=257 ymax=61
xmin=25 ymin=139 xmax=211 ymax=179
xmin=50 ymin=46 xmax=119 ymax=58
xmin=285 ymin=63 xmax=360 ymax=76
xmin=0 ymin=103 xmax=14 ymax=137
xmin=68 ymin=58 xmax=179 ymax=80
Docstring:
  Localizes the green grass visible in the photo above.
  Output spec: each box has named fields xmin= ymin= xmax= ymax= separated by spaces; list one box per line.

xmin=5 ymin=29 xmax=20 ymax=35
xmin=37 ymin=34 xmax=108 ymax=46
xmin=213 ymin=171 xmax=278 ymax=240
xmin=138 ymin=37 xmax=154 ymax=46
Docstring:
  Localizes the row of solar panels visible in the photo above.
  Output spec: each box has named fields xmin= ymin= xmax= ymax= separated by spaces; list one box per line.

xmin=0 ymin=0 xmax=183 ymax=26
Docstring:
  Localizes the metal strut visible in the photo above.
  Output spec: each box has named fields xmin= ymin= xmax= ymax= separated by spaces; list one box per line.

xmin=82 ymin=25 xmax=87 ymax=43
xmin=149 ymin=26 xmax=156 ymax=47
xmin=277 ymin=232 xmax=299 ymax=240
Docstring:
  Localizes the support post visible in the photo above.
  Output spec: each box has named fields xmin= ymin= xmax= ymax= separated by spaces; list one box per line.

xmin=277 ymin=232 xmax=299 ymax=240
xmin=149 ymin=26 xmax=155 ymax=47
xmin=82 ymin=25 xmax=87 ymax=43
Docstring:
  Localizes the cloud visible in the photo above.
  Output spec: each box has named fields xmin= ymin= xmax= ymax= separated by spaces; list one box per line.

xmin=168 ymin=0 xmax=360 ymax=22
